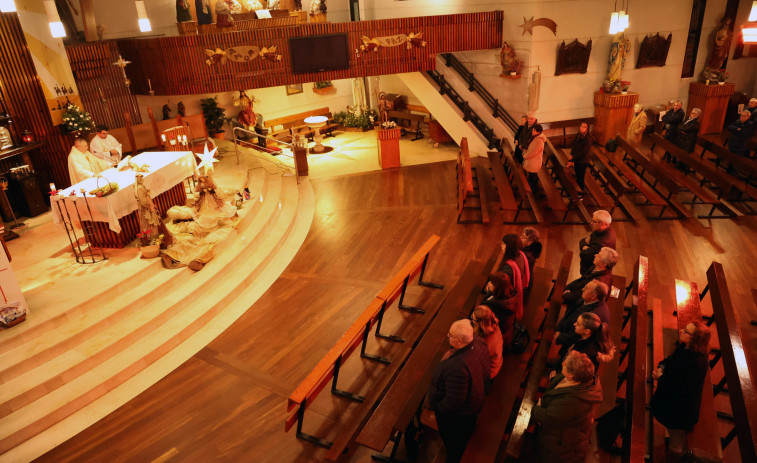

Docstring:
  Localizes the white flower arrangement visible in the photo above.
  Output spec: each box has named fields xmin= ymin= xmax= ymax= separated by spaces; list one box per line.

xmin=381 ymin=121 xmax=397 ymax=129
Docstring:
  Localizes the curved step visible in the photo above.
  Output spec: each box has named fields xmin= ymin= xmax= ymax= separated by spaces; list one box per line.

xmin=0 ymin=173 xmax=313 ymax=462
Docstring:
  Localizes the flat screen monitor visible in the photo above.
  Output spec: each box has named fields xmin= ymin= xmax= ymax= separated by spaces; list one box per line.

xmin=289 ymin=34 xmax=349 ymax=74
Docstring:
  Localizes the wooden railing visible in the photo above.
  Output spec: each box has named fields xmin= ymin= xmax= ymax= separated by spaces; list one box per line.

xmin=115 ymin=11 xmax=503 ymax=95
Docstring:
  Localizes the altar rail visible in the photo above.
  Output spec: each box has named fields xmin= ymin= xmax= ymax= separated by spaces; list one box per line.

xmin=116 ymin=11 xmax=503 ymax=95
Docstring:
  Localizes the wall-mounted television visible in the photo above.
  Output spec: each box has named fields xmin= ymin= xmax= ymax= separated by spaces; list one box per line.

xmin=289 ymin=34 xmax=350 ymax=74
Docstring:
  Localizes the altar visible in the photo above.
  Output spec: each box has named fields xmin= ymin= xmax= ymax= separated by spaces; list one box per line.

xmin=52 ymin=151 xmax=196 ymax=248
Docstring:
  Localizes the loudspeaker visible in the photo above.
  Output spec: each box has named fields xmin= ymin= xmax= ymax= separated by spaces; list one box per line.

xmin=7 ymin=173 xmax=47 ymax=218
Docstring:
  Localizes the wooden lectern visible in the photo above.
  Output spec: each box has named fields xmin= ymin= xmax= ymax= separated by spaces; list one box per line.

xmin=593 ymin=91 xmax=639 ymax=146
xmin=376 ymin=128 xmax=401 ymax=169
xmin=687 ymin=82 xmax=735 ymax=135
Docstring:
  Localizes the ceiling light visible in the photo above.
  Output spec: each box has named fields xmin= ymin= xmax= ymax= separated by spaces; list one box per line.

xmin=0 ymin=0 xmax=17 ymax=13
xmin=135 ymin=1 xmax=151 ymax=33
xmin=44 ymin=1 xmax=65 ymax=38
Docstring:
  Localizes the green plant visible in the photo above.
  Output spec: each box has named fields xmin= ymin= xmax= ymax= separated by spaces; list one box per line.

xmin=61 ymin=103 xmax=95 ymax=135
xmin=314 ymin=81 xmax=333 ymax=89
xmin=333 ymin=108 xmax=378 ymax=129
xmin=201 ymin=96 xmax=227 ymax=134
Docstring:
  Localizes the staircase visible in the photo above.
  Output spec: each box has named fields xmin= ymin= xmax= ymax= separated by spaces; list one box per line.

xmin=0 ymin=168 xmax=314 ymax=462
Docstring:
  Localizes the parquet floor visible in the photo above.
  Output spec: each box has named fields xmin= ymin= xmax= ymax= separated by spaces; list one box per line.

xmin=36 ymin=159 xmax=757 ymax=463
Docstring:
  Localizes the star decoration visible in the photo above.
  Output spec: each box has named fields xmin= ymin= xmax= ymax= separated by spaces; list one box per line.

xmin=195 ymin=143 xmax=219 ymax=175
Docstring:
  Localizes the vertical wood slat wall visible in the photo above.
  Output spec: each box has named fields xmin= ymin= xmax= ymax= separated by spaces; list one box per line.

xmin=118 ymin=11 xmax=503 ymax=96
xmin=0 ymin=12 xmax=71 ymax=190
xmin=66 ymin=41 xmax=142 ymax=129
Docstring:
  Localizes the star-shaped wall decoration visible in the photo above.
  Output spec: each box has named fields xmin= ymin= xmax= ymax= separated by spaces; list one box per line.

xmin=195 ymin=143 xmax=219 ymax=175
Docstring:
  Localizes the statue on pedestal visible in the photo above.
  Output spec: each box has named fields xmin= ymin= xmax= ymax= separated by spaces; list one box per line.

xmin=216 ymin=0 xmax=234 ymax=27
xmin=176 ymin=0 xmax=192 ymax=22
xmin=377 ymin=92 xmax=393 ymax=124
xmin=195 ymin=0 xmax=213 ymax=25
xmin=603 ymin=33 xmax=630 ymax=92
xmin=499 ymin=42 xmax=522 ymax=76
xmin=702 ymin=17 xmax=733 ymax=83
xmin=162 ymin=103 xmax=172 ymax=121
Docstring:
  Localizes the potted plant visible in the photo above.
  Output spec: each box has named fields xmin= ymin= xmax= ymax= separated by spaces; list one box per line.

xmin=333 ymin=107 xmax=378 ymax=132
xmin=201 ymin=96 xmax=227 ymax=140
xmin=136 ymin=230 xmax=164 ymax=258
xmin=313 ymin=81 xmax=335 ymax=95
xmin=61 ymin=103 xmax=95 ymax=136
xmin=620 ymin=80 xmax=631 ymax=94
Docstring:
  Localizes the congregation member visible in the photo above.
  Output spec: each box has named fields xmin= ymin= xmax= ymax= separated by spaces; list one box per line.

xmin=661 ymin=100 xmax=685 ymax=161
xmin=727 ymin=110 xmax=755 ymax=158
xmin=512 ymin=115 xmax=528 ymax=163
xmin=471 ymin=306 xmax=503 ymax=379
xmin=563 ymin=246 xmax=617 ymax=308
xmin=522 ymin=123 xmax=546 ymax=191
xmin=651 ymin=321 xmax=711 ymax=459
xmin=89 ymin=125 xmax=123 ymax=165
xmin=520 ymin=227 xmax=542 ymax=291
xmin=531 ymin=351 xmax=602 ymax=463
xmin=748 ymin=98 xmax=757 ymax=123
xmin=427 ymin=320 xmax=490 ymax=463
xmin=481 ymin=272 xmax=518 ymax=351
xmin=497 ymin=234 xmax=530 ymax=319
xmin=67 ymin=137 xmax=113 ymax=185
xmin=554 ymin=280 xmax=610 ymax=357
xmin=578 ymin=209 xmax=616 ymax=275
xmin=626 ymin=103 xmax=647 ymax=147
xmin=515 ymin=112 xmax=537 ymax=163
xmin=675 ymin=108 xmax=701 ymax=154
xmin=561 ymin=312 xmax=616 ymax=372
xmin=566 ymin=121 xmax=592 ymax=192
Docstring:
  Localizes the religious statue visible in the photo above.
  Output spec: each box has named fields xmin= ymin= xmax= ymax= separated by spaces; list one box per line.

xmin=377 ymin=92 xmax=393 ymax=124
xmin=499 ymin=41 xmax=522 ymax=76
xmin=215 ymin=0 xmax=234 ymax=27
xmin=267 ymin=0 xmax=279 ymax=9
xmin=234 ymin=91 xmax=257 ymax=130
xmin=229 ymin=0 xmax=243 ymax=14
xmin=603 ymin=33 xmax=630 ymax=91
xmin=195 ymin=0 xmax=213 ymax=25
xmin=177 ymin=101 xmax=186 ymax=117
xmin=96 ymin=24 xmax=105 ymax=41
xmin=242 ymin=0 xmax=266 ymax=10
xmin=309 ymin=0 xmax=326 ymax=15
xmin=134 ymin=174 xmax=173 ymax=247
xmin=162 ymin=103 xmax=172 ymax=121
xmin=176 ymin=0 xmax=192 ymax=22
xmin=292 ymin=0 xmax=302 ymax=10
xmin=702 ymin=17 xmax=733 ymax=83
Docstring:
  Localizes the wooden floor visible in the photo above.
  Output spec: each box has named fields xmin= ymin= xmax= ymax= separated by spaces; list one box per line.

xmin=35 ymin=159 xmax=757 ymax=463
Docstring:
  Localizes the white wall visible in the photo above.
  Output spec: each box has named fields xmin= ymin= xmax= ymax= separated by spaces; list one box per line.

xmin=135 ymin=78 xmax=354 ymax=135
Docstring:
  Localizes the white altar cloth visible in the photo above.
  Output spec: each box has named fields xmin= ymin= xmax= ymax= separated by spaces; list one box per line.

xmin=52 ymin=151 xmax=196 ymax=233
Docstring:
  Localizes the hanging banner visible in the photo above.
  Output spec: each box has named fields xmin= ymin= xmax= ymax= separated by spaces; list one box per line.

xmin=360 ymin=32 xmax=426 ymax=53
xmin=205 ymin=45 xmax=281 ymax=66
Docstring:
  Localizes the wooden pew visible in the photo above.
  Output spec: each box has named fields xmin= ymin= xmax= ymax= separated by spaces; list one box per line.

xmin=622 ymin=256 xmax=649 ymax=463
xmin=355 ymin=258 xmax=486 ymax=460
xmin=597 ymin=274 xmax=628 ymax=416
xmin=264 ymin=107 xmax=337 ymax=142
xmin=594 ymin=146 xmax=672 ymax=218
xmin=650 ymin=297 xmax=667 ymax=463
xmin=587 ymin=147 xmax=640 ymax=222
xmin=504 ymin=250 xmax=573 ymax=460
xmin=456 ymin=138 xmax=489 ymax=224
xmin=615 ymin=136 xmax=733 ymax=219
xmin=285 ymin=236 xmax=443 ymax=451
xmin=696 ymin=136 xmax=757 ymax=183
xmin=501 ymin=139 xmax=544 ymax=224
xmin=388 ymin=109 xmax=425 ymax=141
xmin=544 ymin=138 xmax=593 ymax=225
xmin=485 ymin=150 xmax=518 ymax=214
xmin=704 ymin=262 xmax=757 ymax=462
xmin=543 ymin=117 xmax=596 ymax=147
xmin=673 ymin=279 xmax=723 ymax=461
xmin=649 ymin=132 xmax=757 ymax=205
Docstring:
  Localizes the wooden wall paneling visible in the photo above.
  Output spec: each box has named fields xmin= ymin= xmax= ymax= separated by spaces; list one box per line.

xmin=0 ymin=12 xmax=72 ymax=189
xmin=112 ymin=11 xmax=502 ymax=96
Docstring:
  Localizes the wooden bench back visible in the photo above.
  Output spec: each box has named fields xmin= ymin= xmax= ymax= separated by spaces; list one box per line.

xmin=265 ymin=107 xmax=331 ymax=129
xmin=457 ymin=138 xmax=474 ymax=216
xmin=178 ymin=113 xmax=209 ymax=141
xmin=161 ymin=126 xmax=191 ymax=151
xmin=544 ymin=117 xmax=596 ymax=130
xmin=616 ymin=136 xmax=682 ymax=195
xmin=625 ymin=256 xmax=649 ymax=463
xmin=697 ymin=135 xmax=757 ymax=178
xmin=706 ymin=262 xmax=757 ymax=462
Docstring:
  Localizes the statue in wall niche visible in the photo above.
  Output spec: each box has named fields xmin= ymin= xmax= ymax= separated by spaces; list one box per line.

xmin=309 ymin=0 xmax=326 ymax=15
xmin=176 ymin=0 xmax=192 ymax=22
xmin=499 ymin=42 xmax=522 ymax=76
xmin=604 ymin=33 xmax=630 ymax=89
xmin=195 ymin=0 xmax=213 ymax=25
xmin=216 ymin=0 xmax=234 ymax=27
xmin=162 ymin=103 xmax=172 ymax=121
xmin=702 ymin=17 xmax=733 ymax=82
xmin=177 ymin=101 xmax=186 ymax=117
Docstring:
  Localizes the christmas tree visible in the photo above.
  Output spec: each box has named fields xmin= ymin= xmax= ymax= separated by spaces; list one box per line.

xmin=62 ymin=103 xmax=95 ymax=135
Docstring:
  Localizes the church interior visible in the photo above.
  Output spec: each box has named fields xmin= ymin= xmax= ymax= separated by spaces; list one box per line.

xmin=0 ymin=0 xmax=756 ymax=462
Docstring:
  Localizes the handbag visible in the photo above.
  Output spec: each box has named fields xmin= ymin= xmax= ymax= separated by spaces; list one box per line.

xmin=605 ymin=138 xmax=618 ymax=152
xmin=510 ymin=322 xmax=530 ymax=354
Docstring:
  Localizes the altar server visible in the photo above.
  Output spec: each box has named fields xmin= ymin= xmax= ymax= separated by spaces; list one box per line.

xmin=68 ymin=138 xmax=112 ymax=185
xmin=90 ymin=126 xmax=122 ymax=165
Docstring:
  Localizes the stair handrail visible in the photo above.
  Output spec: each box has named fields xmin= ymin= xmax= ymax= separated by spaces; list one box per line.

xmin=441 ymin=53 xmax=519 ymax=132
xmin=232 ymin=126 xmax=296 ymax=175
xmin=426 ymin=70 xmax=499 ymax=150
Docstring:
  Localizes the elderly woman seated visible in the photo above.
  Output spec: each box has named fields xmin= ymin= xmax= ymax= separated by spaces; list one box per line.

xmin=531 ymin=351 xmax=603 ymax=463
xmin=562 ymin=246 xmax=618 ymax=308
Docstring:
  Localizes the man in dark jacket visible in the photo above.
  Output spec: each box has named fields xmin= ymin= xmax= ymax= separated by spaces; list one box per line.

xmin=514 ymin=112 xmax=537 ymax=163
xmin=662 ymin=101 xmax=685 ymax=161
xmin=555 ymin=280 xmax=610 ymax=357
xmin=727 ymin=110 xmax=755 ymax=157
xmin=675 ymin=108 xmax=701 ymax=154
xmin=427 ymin=320 xmax=490 ymax=463
xmin=567 ymin=121 xmax=593 ymax=192
xmin=563 ymin=247 xmax=617 ymax=308
xmin=578 ymin=210 xmax=616 ymax=275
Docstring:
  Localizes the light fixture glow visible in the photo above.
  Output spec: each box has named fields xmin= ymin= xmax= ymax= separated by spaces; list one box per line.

xmin=743 ymin=26 xmax=757 ymax=43
xmin=609 ymin=12 xmax=619 ymax=34
xmin=0 ymin=0 xmax=17 ymax=13
xmin=44 ymin=1 xmax=65 ymax=38
xmin=135 ymin=1 xmax=151 ymax=32
xmin=619 ymin=11 xmax=629 ymax=31
xmin=749 ymin=1 xmax=757 ymax=22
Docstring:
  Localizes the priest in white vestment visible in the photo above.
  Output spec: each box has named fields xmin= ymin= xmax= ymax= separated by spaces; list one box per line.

xmin=89 ymin=126 xmax=122 ymax=165
xmin=67 ymin=138 xmax=112 ymax=185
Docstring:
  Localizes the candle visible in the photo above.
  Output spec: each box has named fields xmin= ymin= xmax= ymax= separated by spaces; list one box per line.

xmin=161 ymin=134 xmax=166 ymax=141
xmin=148 ymin=79 xmax=152 ymax=91
xmin=49 ymin=183 xmax=56 ymax=191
